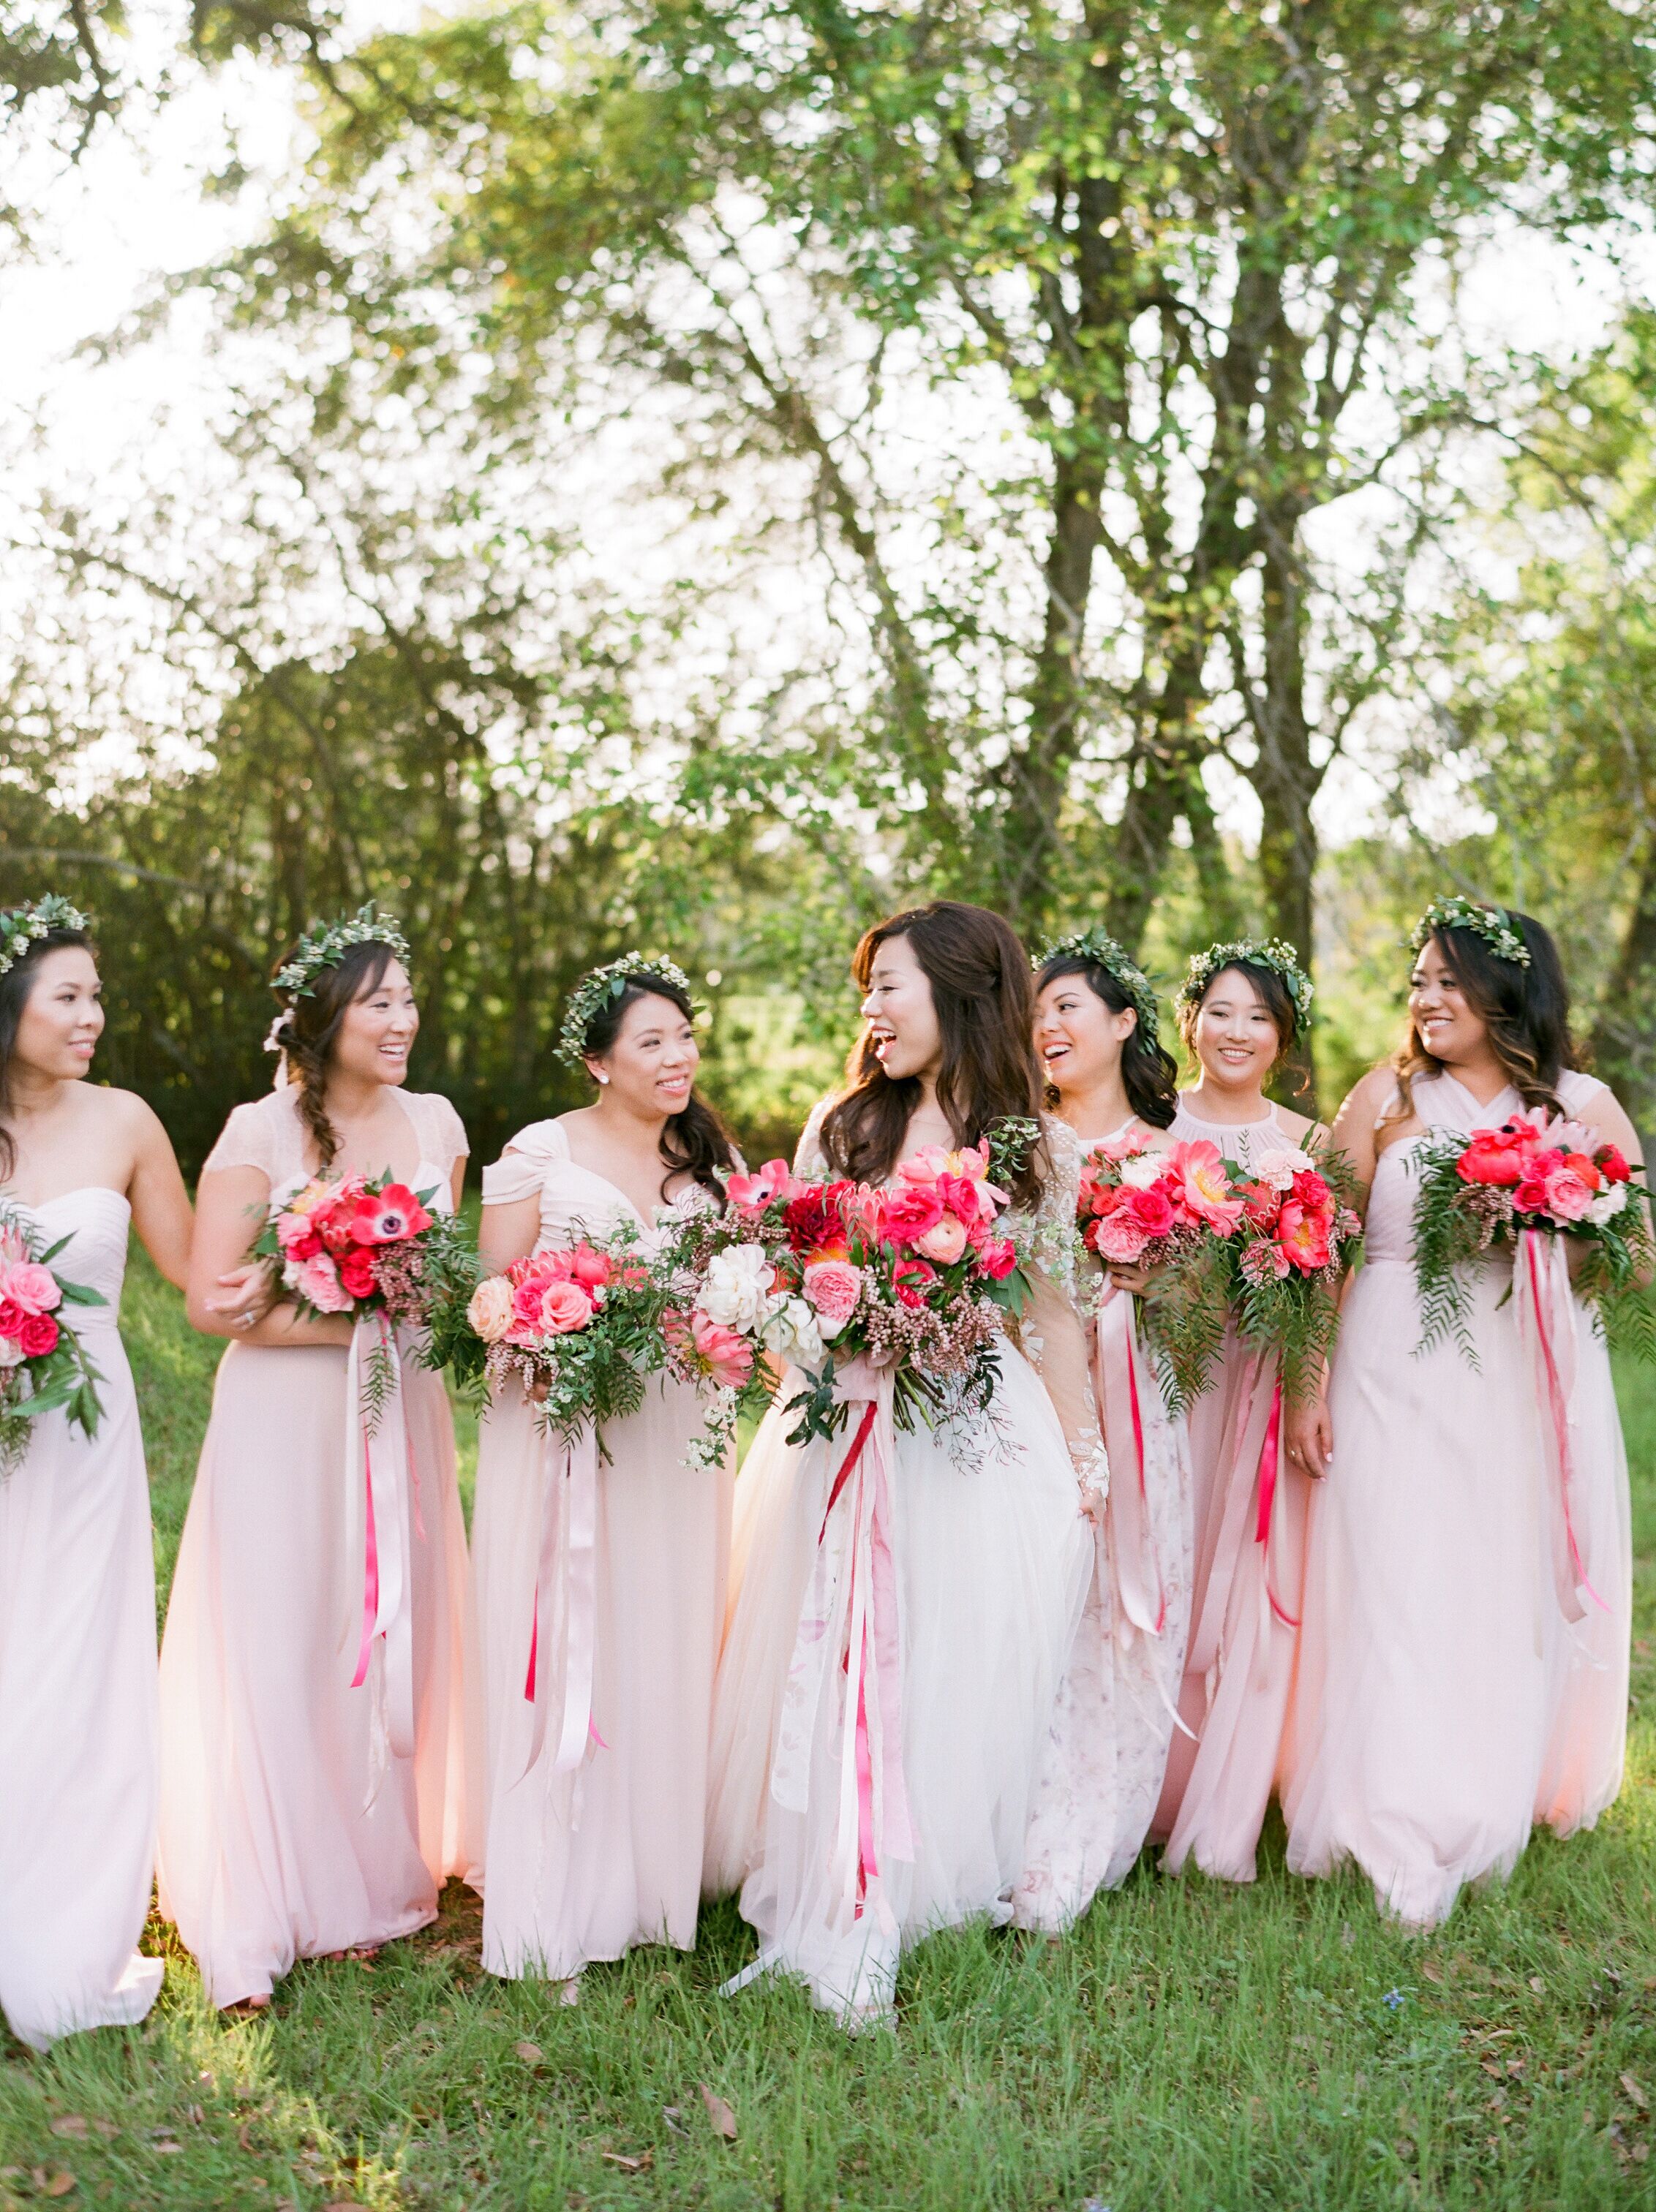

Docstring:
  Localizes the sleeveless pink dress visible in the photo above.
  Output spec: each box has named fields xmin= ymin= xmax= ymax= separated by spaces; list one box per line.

xmin=157 ymin=1087 xmax=475 ymax=2006
xmin=1154 ymin=1098 xmax=1312 ymax=1880
xmin=0 ymin=1188 xmax=163 ymax=2050
xmin=469 ymin=1120 xmax=733 ymax=1981
xmin=1284 ymin=1068 xmax=1631 ymax=1923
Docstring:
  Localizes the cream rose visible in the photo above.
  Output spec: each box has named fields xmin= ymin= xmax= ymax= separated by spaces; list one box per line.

xmin=467 ymin=1275 xmax=516 ymax=1344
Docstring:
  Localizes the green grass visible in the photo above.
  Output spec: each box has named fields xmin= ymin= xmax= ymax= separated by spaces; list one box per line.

xmin=2 ymin=1250 xmax=1653 ymax=2210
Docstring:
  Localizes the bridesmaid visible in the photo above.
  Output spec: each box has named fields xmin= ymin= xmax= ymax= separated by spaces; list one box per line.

xmin=704 ymin=902 xmax=1096 ymax=2028
xmin=1284 ymin=900 xmax=1636 ymax=1923
xmin=1156 ymin=938 xmax=1322 ymax=1881
xmin=0 ymin=899 xmax=193 ymax=2048
xmin=158 ymin=907 xmax=473 ymax=2010
xmin=470 ymin=956 xmax=737 ymax=1989
xmin=1014 ymin=926 xmax=1194 ymax=1928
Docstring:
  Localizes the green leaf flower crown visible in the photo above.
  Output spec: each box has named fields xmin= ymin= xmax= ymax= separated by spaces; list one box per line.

xmin=1178 ymin=937 xmax=1314 ymax=1019
xmin=557 ymin=952 xmax=698 ymax=1067
xmin=1034 ymin=925 xmax=1162 ymax=1042
xmin=272 ymin=903 xmax=412 ymax=999
xmin=0 ymin=895 xmax=90 ymax=981
xmin=1408 ymin=895 xmax=1531 ymax=969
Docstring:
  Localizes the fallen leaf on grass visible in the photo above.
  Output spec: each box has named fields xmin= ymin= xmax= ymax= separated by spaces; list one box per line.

xmin=31 ymin=2173 xmax=76 ymax=2199
xmin=238 ymin=2124 xmax=257 ymax=2154
xmin=1529 ymin=1977 xmax=1545 ymax=1993
xmin=699 ymin=2085 xmax=737 ymax=2141
xmin=514 ymin=2040 xmax=543 ymax=2066
xmin=1622 ymin=2074 xmax=1649 ymax=2111
xmin=599 ymin=2152 xmax=653 ymax=2175
xmin=1420 ymin=1962 xmax=1443 ymax=1985
xmin=47 ymin=2121 xmax=87 ymax=2141
xmin=662 ymin=2107 xmax=688 ymax=2138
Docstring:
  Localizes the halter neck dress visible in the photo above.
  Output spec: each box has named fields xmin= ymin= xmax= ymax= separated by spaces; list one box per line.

xmin=1154 ymin=1095 xmax=1314 ymax=1879
xmin=0 ymin=1186 xmax=162 ymax=2050
xmin=157 ymin=1085 xmax=475 ymax=2007
xmin=469 ymin=1118 xmax=734 ymax=1982
xmin=1283 ymin=1068 xmax=1631 ymax=1922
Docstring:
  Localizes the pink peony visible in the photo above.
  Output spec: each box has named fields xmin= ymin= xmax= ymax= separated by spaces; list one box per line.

xmin=294 ymin=1252 xmax=352 ymax=1313
xmin=1540 ymin=1158 xmax=1597 ymax=1222
xmin=689 ymin=1310 xmax=754 ymax=1387
xmin=1095 ymin=1210 xmax=1151 ymax=1264
xmin=1276 ymin=1200 xmax=1333 ymax=1272
xmin=802 ymin=1258 xmax=863 ymax=1325
xmin=916 ymin=1214 xmax=970 ymax=1266
xmin=3 ymin=1261 xmax=61 ymax=1316
xmin=883 ymin=1182 xmax=946 ymax=1245
xmin=17 ymin=1311 xmax=59 ymax=1358
xmin=1456 ymin=1129 xmax=1530 ymax=1188
xmin=1165 ymin=1140 xmax=1246 ymax=1234
xmin=535 ymin=1278 xmax=596 ymax=1335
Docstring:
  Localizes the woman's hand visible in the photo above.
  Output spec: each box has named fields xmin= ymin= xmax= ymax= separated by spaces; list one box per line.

xmin=201 ymin=1261 xmax=274 ymax=1333
xmin=1284 ymin=1392 xmax=1333 ymax=1479
xmin=1107 ymin=1260 xmax=1164 ymax=1299
xmin=1079 ymin=1482 xmax=1107 ymax=1526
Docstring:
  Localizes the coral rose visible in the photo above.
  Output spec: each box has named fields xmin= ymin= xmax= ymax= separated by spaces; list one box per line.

xmin=467 ymin=1275 xmax=516 ymax=1344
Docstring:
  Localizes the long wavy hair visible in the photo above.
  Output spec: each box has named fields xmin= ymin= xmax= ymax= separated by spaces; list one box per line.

xmin=1176 ymin=956 xmax=1303 ymax=1084
xmin=273 ymin=938 xmax=400 ymax=1171
xmin=1036 ymin=952 xmax=1179 ymax=1129
xmin=820 ymin=902 xmax=1047 ymax=1209
xmin=0 ymin=921 xmax=97 ymax=1183
xmin=1396 ymin=911 xmax=1576 ymax=1117
xmin=578 ymin=969 xmax=737 ymax=1206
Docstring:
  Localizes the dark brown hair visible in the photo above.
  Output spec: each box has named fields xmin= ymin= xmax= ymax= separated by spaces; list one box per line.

xmin=1177 ymin=958 xmax=1301 ymax=1080
xmin=275 ymin=938 xmax=400 ymax=1171
xmin=579 ymin=970 xmax=738 ymax=1205
xmin=1036 ymin=954 xmax=1179 ymax=1129
xmin=1396 ymin=911 xmax=1576 ymax=1117
xmin=0 ymin=922 xmax=97 ymax=1182
xmin=820 ymin=902 xmax=1047 ymax=1208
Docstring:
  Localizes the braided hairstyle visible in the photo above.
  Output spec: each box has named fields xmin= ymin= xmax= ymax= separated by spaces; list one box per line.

xmin=0 ymin=919 xmax=97 ymax=1182
xmin=271 ymin=938 xmax=399 ymax=1171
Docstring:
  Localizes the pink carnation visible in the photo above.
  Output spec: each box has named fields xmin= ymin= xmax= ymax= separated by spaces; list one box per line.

xmin=1241 ymin=1240 xmax=1291 ymax=1285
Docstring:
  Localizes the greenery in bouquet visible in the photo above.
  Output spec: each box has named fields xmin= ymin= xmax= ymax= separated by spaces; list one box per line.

xmin=0 ymin=1205 xmax=108 ymax=1476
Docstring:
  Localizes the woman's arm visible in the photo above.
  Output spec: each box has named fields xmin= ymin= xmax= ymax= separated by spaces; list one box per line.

xmin=187 ymin=1166 xmax=351 ymax=1347
xmin=121 ymin=1095 xmax=194 ymax=1291
xmin=478 ymin=1192 xmax=540 ymax=1276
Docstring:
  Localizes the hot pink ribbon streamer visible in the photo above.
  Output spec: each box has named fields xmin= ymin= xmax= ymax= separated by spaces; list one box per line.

xmin=1517 ymin=1228 xmax=1608 ymax=1622
xmin=519 ymin=1422 xmax=605 ymax=1782
xmin=341 ymin=1315 xmax=416 ymax=1795
xmin=1186 ymin=1354 xmax=1301 ymax=1699
xmin=773 ymin=1384 xmax=914 ymax=1930
xmin=1095 ymin=1284 xmax=1166 ymax=1638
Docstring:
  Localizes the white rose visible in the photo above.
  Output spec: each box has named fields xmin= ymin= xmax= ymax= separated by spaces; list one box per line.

xmin=1119 ymin=1152 xmax=1167 ymax=1190
xmin=762 ymin=1295 xmax=827 ymax=1371
xmin=1255 ymin=1147 xmax=1314 ymax=1193
xmin=698 ymin=1245 xmax=775 ymax=1334
xmin=1587 ymin=1183 xmax=1629 ymax=1226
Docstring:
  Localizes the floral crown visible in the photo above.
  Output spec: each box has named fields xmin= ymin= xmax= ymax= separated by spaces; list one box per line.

xmin=272 ymin=902 xmax=412 ymax=1000
xmin=0 ymin=895 xmax=90 ymax=980
xmin=1408 ymin=895 xmax=1531 ymax=970
xmin=1035 ymin=926 xmax=1162 ymax=1042
xmin=557 ymin=953 xmax=698 ymax=1067
xmin=1178 ymin=937 xmax=1314 ymax=1019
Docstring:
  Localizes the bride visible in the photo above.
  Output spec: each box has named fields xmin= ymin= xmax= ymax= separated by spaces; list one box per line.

xmin=704 ymin=900 xmax=1098 ymax=2027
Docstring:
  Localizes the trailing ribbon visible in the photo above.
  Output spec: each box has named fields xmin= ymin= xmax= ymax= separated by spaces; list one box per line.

xmin=772 ymin=1378 xmax=914 ymax=1930
xmin=1094 ymin=1283 xmax=1166 ymax=1639
xmin=1515 ymin=1228 xmax=1608 ymax=1623
xmin=341 ymin=1313 xmax=416 ymax=1802
xmin=519 ymin=1420 xmax=604 ymax=1783
xmin=1186 ymin=1353 xmax=1300 ymax=1703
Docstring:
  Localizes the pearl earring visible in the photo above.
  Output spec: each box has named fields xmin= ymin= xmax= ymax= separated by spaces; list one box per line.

xmin=596 ymin=1073 xmax=610 ymax=1085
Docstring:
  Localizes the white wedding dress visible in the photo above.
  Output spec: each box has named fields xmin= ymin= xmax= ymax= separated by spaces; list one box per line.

xmin=0 ymin=1188 xmax=163 ymax=2050
xmin=704 ymin=1106 xmax=1095 ymax=2023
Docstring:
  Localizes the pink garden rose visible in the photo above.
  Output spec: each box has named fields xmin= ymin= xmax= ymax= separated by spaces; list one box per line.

xmin=566 ymin=1242 xmax=614 ymax=1291
xmin=2 ymin=1261 xmax=61 ymax=1316
xmin=294 ymin=1252 xmax=353 ymax=1313
xmin=339 ymin=1248 xmax=378 ymax=1301
xmin=17 ymin=1311 xmax=59 ymax=1358
xmin=1095 ymin=1210 xmax=1151 ymax=1264
xmin=1539 ymin=1156 xmax=1598 ymax=1223
xmin=0 ymin=1299 xmax=24 ymax=1340
xmin=534 ymin=1278 xmax=596 ymax=1335
xmin=802 ymin=1258 xmax=863 ymax=1326
xmin=979 ymin=1236 xmax=1019 ymax=1280
xmin=1125 ymin=1185 xmax=1176 ymax=1239
xmin=883 ymin=1182 xmax=946 ymax=1245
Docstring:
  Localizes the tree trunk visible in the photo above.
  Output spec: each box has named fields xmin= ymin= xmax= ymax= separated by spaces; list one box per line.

xmin=1247 ymin=511 xmax=1321 ymax=1108
xmin=1589 ymin=828 xmax=1656 ymax=1137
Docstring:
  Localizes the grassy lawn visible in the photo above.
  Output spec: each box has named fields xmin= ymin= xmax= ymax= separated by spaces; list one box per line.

xmin=2 ymin=1248 xmax=1653 ymax=2211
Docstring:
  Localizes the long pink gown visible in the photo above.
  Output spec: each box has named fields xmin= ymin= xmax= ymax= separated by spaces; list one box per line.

xmin=157 ymin=1087 xmax=474 ymax=2007
xmin=469 ymin=1120 xmax=732 ymax=1981
xmin=1013 ymin=1120 xmax=1195 ymax=1929
xmin=0 ymin=1189 xmax=163 ymax=2050
xmin=1284 ymin=1068 xmax=1631 ymax=1923
xmin=1154 ymin=1098 xmax=1312 ymax=1881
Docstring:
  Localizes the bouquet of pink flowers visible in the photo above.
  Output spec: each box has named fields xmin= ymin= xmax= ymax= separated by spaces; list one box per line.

xmin=1413 ymin=1109 xmax=1654 ymax=1361
xmin=0 ymin=1207 xmax=108 ymax=1475
xmin=1077 ymin=1135 xmax=1245 ymax=1410
xmin=1227 ymin=1145 xmax=1364 ymax=1402
xmin=448 ymin=1226 xmax=668 ymax=1451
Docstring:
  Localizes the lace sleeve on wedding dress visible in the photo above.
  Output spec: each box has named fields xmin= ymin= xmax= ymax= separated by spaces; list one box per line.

xmin=1009 ymin=1117 xmax=1108 ymax=1501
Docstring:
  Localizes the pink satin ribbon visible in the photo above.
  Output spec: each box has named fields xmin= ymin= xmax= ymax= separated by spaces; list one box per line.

xmin=1095 ymin=1285 xmax=1166 ymax=1638
xmin=342 ymin=1315 xmax=416 ymax=1793
xmin=773 ymin=1383 xmax=914 ymax=1929
xmin=1253 ymin=1381 xmax=1298 ymax=1631
xmin=1518 ymin=1229 xmax=1608 ymax=1621
xmin=520 ymin=1422 xmax=607 ymax=1781
xmin=1187 ymin=1354 xmax=1301 ymax=1696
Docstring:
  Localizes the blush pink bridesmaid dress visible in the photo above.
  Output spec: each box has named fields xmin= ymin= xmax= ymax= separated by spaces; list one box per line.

xmin=1284 ymin=1068 xmax=1631 ymax=1923
xmin=157 ymin=1087 xmax=475 ymax=2007
xmin=467 ymin=1120 xmax=732 ymax=1982
xmin=0 ymin=1188 xmax=163 ymax=2050
xmin=1153 ymin=1098 xmax=1314 ymax=1881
